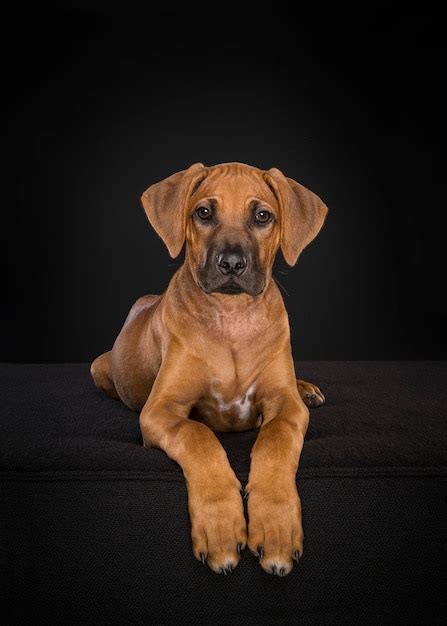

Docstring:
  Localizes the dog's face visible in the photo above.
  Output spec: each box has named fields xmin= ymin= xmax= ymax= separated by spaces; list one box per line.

xmin=141 ymin=162 xmax=328 ymax=297
xmin=186 ymin=165 xmax=281 ymax=296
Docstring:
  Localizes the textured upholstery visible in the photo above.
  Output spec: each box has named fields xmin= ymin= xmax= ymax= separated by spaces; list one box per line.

xmin=1 ymin=361 xmax=446 ymax=624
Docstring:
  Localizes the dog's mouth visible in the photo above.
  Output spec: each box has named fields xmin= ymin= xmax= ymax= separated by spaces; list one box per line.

xmin=197 ymin=277 xmax=265 ymax=297
xmin=197 ymin=278 xmax=245 ymax=295
xmin=214 ymin=280 xmax=245 ymax=295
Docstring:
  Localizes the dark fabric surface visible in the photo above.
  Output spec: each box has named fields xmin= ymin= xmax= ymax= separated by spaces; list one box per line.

xmin=2 ymin=474 xmax=445 ymax=625
xmin=1 ymin=362 xmax=446 ymax=624
xmin=1 ymin=361 xmax=446 ymax=474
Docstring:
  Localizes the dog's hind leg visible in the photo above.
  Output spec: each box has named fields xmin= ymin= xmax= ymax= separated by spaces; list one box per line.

xmin=296 ymin=379 xmax=325 ymax=408
xmin=90 ymin=351 xmax=119 ymax=399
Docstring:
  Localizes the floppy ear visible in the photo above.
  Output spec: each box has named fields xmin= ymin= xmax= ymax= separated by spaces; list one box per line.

xmin=264 ymin=168 xmax=328 ymax=266
xmin=140 ymin=162 xmax=206 ymax=258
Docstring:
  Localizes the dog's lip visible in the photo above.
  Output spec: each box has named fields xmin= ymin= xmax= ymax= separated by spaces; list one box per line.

xmin=197 ymin=278 xmax=245 ymax=295
xmin=197 ymin=278 xmax=265 ymax=297
xmin=214 ymin=281 xmax=245 ymax=295
xmin=197 ymin=279 xmax=212 ymax=294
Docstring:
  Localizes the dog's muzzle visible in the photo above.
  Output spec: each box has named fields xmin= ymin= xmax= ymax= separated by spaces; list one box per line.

xmin=197 ymin=244 xmax=265 ymax=297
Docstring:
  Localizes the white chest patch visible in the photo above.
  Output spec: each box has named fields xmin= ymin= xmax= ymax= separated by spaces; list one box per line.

xmin=212 ymin=383 xmax=256 ymax=420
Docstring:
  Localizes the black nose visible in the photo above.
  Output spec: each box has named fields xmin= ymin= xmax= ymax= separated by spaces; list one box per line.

xmin=216 ymin=248 xmax=247 ymax=276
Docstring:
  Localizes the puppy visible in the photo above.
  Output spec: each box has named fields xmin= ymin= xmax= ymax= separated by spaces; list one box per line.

xmin=91 ymin=162 xmax=328 ymax=575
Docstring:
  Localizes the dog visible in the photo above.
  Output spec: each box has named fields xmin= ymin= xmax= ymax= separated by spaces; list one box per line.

xmin=91 ymin=162 xmax=328 ymax=576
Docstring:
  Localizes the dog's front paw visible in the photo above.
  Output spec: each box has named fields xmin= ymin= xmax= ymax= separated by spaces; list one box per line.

xmin=246 ymin=482 xmax=303 ymax=576
xmin=189 ymin=479 xmax=247 ymax=574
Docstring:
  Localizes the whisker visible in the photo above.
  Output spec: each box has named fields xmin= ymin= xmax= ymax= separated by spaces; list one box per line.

xmin=273 ymin=275 xmax=290 ymax=297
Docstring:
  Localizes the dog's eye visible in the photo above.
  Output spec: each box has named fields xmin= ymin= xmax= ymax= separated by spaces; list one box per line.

xmin=196 ymin=206 xmax=213 ymax=221
xmin=254 ymin=210 xmax=272 ymax=225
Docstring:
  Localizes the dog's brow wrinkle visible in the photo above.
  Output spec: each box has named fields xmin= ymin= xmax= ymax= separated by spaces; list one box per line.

xmin=191 ymin=175 xmax=206 ymax=196
xmin=264 ymin=178 xmax=279 ymax=202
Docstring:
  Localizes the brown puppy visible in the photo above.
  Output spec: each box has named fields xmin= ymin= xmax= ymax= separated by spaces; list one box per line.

xmin=91 ymin=162 xmax=328 ymax=576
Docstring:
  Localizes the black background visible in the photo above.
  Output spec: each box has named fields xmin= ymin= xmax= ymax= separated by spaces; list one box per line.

xmin=3 ymin=2 xmax=446 ymax=363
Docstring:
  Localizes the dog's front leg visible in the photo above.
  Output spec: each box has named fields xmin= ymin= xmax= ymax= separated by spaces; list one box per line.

xmin=139 ymin=360 xmax=246 ymax=574
xmin=246 ymin=366 xmax=309 ymax=576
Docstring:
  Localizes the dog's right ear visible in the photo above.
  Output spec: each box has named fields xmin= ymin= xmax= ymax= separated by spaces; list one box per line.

xmin=141 ymin=163 xmax=206 ymax=258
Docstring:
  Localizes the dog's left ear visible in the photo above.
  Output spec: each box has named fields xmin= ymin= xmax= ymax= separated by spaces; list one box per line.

xmin=141 ymin=162 xmax=206 ymax=258
xmin=264 ymin=168 xmax=328 ymax=266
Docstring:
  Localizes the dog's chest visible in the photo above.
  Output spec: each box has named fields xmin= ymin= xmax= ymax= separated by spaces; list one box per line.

xmin=211 ymin=382 xmax=256 ymax=420
xmin=193 ymin=382 xmax=261 ymax=432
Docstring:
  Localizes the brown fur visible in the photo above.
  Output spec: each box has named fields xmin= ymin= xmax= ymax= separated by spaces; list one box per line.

xmin=91 ymin=162 xmax=328 ymax=575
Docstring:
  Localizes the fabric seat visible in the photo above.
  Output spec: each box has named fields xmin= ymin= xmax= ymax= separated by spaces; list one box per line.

xmin=1 ymin=361 xmax=445 ymax=624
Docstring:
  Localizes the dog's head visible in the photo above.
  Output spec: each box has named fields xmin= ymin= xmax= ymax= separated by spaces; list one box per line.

xmin=141 ymin=162 xmax=328 ymax=296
